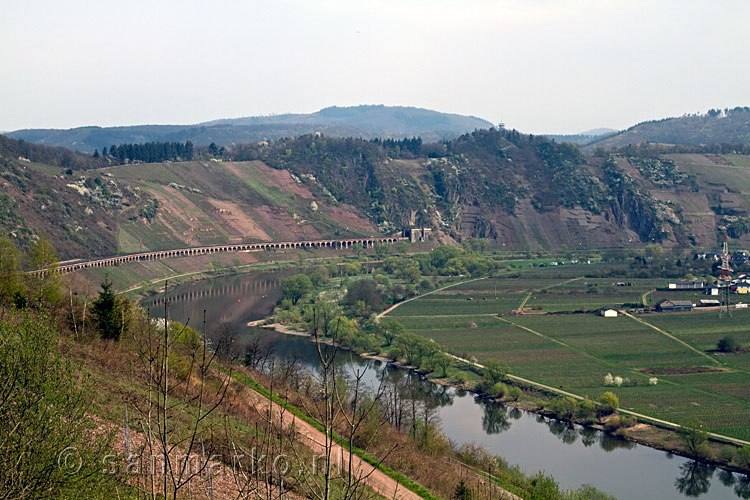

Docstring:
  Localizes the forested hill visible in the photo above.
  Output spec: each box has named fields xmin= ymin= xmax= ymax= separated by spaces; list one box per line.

xmin=5 ymin=126 xmax=750 ymax=259
xmin=586 ymin=107 xmax=750 ymax=150
xmin=6 ymin=105 xmax=493 ymax=154
xmin=205 ymin=105 xmax=493 ymax=135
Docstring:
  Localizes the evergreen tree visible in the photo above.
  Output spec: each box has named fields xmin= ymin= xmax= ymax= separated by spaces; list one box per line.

xmin=92 ymin=149 xmax=99 ymax=159
xmin=91 ymin=278 xmax=126 ymax=340
xmin=453 ymin=479 xmax=472 ymax=500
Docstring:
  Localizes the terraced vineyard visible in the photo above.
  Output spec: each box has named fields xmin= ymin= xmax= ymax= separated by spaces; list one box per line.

xmin=387 ymin=270 xmax=750 ymax=441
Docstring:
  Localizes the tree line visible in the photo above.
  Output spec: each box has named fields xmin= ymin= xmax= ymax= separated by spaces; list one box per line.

xmin=100 ymin=141 xmax=194 ymax=164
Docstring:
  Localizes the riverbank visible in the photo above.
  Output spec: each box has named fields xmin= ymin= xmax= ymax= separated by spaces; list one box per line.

xmin=256 ymin=319 xmax=750 ymax=476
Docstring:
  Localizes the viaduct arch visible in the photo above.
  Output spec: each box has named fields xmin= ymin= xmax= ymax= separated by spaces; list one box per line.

xmin=33 ymin=236 xmax=408 ymax=277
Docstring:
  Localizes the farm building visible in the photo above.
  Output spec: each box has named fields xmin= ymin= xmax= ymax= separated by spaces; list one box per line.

xmin=656 ymin=300 xmax=694 ymax=312
xmin=699 ymin=299 xmax=721 ymax=307
xmin=705 ymin=286 xmax=720 ymax=296
xmin=600 ymin=308 xmax=618 ymax=317
xmin=668 ymin=281 xmax=705 ymax=290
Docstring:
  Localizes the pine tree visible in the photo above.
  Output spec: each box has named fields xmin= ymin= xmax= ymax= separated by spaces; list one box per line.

xmin=453 ymin=479 xmax=472 ymax=500
xmin=92 ymin=149 xmax=99 ymax=159
xmin=91 ymin=278 xmax=125 ymax=340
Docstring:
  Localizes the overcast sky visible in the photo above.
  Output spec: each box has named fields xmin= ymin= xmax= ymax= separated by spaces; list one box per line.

xmin=1 ymin=0 xmax=749 ymax=134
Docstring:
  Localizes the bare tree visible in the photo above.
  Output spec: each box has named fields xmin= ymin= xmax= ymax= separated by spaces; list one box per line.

xmin=130 ymin=281 xmax=234 ymax=500
xmin=335 ymin=357 xmax=394 ymax=500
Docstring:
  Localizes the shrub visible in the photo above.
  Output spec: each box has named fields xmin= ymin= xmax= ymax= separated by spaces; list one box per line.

xmin=491 ymin=382 xmax=509 ymax=398
xmin=606 ymin=414 xmax=637 ymax=432
xmin=718 ymin=335 xmax=740 ymax=353
xmin=566 ymin=484 xmax=618 ymax=500
xmin=648 ymin=377 xmax=658 ymax=385
xmin=508 ymin=386 xmax=523 ymax=401
xmin=575 ymin=399 xmax=597 ymax=423
xmin=734 ymin=445 xmax=750 ymax=469
xmin=598 ymin=391 xmax=619 ymax=412
xmin=0 ymin=310 xmax=115 ymax=498
xmin=548 ymin=396 xmax=578 ymax=419
xmin=604 ymin=416 xmax=622 ymax=432
xmin=451 ymin=371 xmax=469 ymax=385
xmin=386 ymin=346 xmax=402 ymax=361
xmin=620 ymin=415 xmax=637 ymax=427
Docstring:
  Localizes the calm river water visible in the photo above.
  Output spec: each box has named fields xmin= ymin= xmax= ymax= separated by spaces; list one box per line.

xmin=144 ymin=272 xmax=750 ymax=500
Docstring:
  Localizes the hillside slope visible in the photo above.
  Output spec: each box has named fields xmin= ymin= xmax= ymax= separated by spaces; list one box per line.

xmin=587 ymin=107 xmax=750 ymax=149
xmin=0 ymin=139 xmax=378 ymax=259
xmin=5 ymin=130 xmax=750 ymax=259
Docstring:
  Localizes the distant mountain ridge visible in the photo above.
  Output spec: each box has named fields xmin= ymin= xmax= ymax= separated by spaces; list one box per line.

xmin=544 ymin=128 xmax=618 ymax=145
xmin=7 ymin=105 xmax=493 ymax=153
xmin=585 ymin=107 xmax=750 ymax=150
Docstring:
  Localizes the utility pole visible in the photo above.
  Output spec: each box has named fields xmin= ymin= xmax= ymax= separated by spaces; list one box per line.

xmin=719 ymin=233 xmax=733 ymax=318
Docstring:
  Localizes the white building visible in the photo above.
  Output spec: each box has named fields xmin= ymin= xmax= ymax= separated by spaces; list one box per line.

xmin=600 ymin=308 xmax=618 ymax=318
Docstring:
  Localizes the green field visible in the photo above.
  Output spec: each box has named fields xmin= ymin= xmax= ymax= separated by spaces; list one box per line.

xmin=387 ymin=270 xmax=750 ymax=440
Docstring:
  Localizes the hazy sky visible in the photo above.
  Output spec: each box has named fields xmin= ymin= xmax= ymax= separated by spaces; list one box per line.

xmin=1 ymin=0 xmax=749 ymax=134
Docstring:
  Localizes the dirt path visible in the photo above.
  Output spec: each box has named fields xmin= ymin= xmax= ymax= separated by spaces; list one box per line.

xmin=516 ymin=292 xmax=533 ymax=313
xmin=516 ymin=276 xmax=582 ymax=313
xmin=619 ymin=310 xmax=722 ymax=366
xmin=641 ymin=290 xmax=653 ymax=307
xmin=377 ymin=276 xmax=490 ymax=319
xmin=242 ymin=385 xmax=423 ymax=500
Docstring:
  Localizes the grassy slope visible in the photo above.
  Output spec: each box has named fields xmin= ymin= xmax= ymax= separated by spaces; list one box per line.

xmin=100 ymin=160 xmax=377 ymax=255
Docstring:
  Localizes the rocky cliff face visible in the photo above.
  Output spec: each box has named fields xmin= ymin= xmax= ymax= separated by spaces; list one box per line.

xmin=4 ymin=130 xmax=750 ymax=257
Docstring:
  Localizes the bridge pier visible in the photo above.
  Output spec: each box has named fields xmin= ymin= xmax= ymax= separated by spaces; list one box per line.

xmin=37 ymin=235 xmax=411 ymax=275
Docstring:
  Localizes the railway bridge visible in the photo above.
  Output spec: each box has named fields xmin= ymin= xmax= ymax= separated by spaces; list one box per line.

xmin=36 ymin=236 xmax=408 ymax=276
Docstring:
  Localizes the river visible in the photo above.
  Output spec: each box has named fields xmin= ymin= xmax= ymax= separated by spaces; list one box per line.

xmin=144 ymin=271 xmax=750 ymax=500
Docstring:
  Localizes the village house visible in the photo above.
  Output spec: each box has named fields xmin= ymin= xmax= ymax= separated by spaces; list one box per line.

xmin=656 ymin=299 xmax=694 ymax=312
xmin=705 ymin=286 xmax=720 ymax=296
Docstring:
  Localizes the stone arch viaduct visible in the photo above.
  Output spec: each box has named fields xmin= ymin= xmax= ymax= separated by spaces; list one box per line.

xmin=34 ymin=236 xmax=407 ymax=276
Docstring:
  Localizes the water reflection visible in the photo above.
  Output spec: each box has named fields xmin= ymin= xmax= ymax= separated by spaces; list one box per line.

xmin=481 ymin=402 xmax=511 ymax=435
xmin=676 ymin=461 xmax=716 ymax=497
xmin=735 ymin=476 xmax=750 ymax=499
xmin=546 ymin=419 xmax=579 ymax=445
xmin=145 ymin=272 xmax=285 ymax=333
xmin=599 ymin=432 xmax=636 ymax=452
xmin=580 ymin=426 xmax=598 ymax=447
xmin=719 ymin=472 xmax=750 ymax=499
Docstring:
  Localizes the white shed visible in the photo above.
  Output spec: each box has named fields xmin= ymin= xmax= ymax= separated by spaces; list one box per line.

xmin=600 ymin=308 xmax=618 ymax=318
